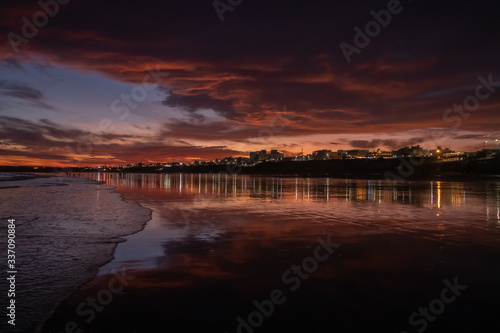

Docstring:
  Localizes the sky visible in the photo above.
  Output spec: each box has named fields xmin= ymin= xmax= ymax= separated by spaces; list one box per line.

xmin=1 ymin=0 xmax=500 ymax=166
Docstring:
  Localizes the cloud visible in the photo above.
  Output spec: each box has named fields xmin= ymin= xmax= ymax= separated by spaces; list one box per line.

xmin=164 ymin=89 xmax=235 ymax=114
xmin=454 ymin=133 xmax=489 ymax=140
xmin=0 ymin=80 xmax=42 ymax=100
xmin=2 ymin=7 xmax=498 ymax=136
xmin=0 ymin=116 xmax=244 ymax=165
xmin=0 ymin=80 xmax=56 ymax=110
xmin=1 ymin=0 xmax=500 ymax=164
xmin=348 ymin=138 xmax=425 ymax=150
xmin=0 ymin=58 xmax=24 ymax=71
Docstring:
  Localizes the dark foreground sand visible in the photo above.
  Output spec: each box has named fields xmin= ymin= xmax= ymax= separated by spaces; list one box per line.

xmin=41 ymin=228 xmax=500 ymax=332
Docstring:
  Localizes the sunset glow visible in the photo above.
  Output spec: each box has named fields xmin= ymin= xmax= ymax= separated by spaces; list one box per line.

xmin=1 ymin=1 xmax=500 ymax=166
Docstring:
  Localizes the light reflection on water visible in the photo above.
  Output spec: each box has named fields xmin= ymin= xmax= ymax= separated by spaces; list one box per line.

xmin=89 ymin=172 xmax=500 ymax=216
xmin=47 ymin=173 xmax=500 ymax=332
xmin=91 ymin=172 xmax=486 ymax=206
xmin=74 ymin=173 xmax=500 ymax=273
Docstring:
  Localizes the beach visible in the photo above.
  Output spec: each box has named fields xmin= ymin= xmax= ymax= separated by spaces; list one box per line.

xmin=2 ymin=0 xmax=500 ymax=331
xmin=37 ymin=173 xmax=500 ymax=332
xmin=0 ymin=173 xmax=151 ymax=333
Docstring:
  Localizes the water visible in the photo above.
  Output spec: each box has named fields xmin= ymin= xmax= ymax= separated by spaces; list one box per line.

xmin=31 ymin=173 xmax=500 ymax=332
xmin=0 ymin=173 xmax=150 ymax=333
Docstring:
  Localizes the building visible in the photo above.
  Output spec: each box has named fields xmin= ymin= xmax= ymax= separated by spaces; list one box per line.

xmin=312 ymin=149 xmax=336 ymax=160
xmin=345 ymin=150 xmax=369 ymax=159
xmin=431 ymin=147 xmax=463 ymax=160
xmin=249 ymin=150 xmax=284 ymax=163
xmin=370 ymin=149 xmax=394 ymax=159
xmin=249 ymin=151 xmax=259 ymax=162
xmin=395 ymin=145 xmax=425 ymax=157
xmin=269 ymin=150 xmax=284 ymax=161
xmin=250 ymin=150 xmax=268 ymax=162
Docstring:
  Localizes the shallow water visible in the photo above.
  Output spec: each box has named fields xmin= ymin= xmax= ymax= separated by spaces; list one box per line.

xmin=43 ymin=173 xmax=500 ymax=332
xmin=0 ymin=173 xmax=150 ymax=333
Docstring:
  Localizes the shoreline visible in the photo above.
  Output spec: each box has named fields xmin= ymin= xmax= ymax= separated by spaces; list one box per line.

xmin=38 ymin=175 xmax=500 ymax=332
xmin=0 ymin=173 xmax=152 ymax=333
xmin=36 ymin=174 xmax=153 ymax=333
xmin=34 ymin=239 xmax=125 ymax=333
xmin=6 ymin=172 xmax=500 ymax=331
xmin=38 ymin=173 xmax=500 ymax=332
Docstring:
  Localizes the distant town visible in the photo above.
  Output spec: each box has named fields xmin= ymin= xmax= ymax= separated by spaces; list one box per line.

xmin=87 ymin=145 xmax=500 ymax=172
xmin=2 ymin=144 xmax=499 ymax=179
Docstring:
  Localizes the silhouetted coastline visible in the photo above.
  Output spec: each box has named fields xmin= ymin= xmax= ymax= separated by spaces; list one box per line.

xmin=2 ymin=153 xmax=499 ymax=181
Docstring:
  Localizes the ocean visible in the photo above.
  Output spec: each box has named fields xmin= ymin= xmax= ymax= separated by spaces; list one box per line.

xmin=2 ymin=172 xmax=500 ymax=332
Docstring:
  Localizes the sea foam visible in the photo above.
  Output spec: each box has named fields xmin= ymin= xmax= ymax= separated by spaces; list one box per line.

xmin=0 ymin=173 xmax=151 ymax=333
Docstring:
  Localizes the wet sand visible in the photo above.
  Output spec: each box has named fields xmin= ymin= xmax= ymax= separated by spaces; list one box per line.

xmin=0 ymin=173 xmax=151 ymax=333
xmin=41 ymin=232 xmax=500 ymax=332
xmin=41 ymin=174 xmax=500 ymax=332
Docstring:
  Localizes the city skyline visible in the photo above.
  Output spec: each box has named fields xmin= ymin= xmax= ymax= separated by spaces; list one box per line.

xmin=81 ymin=144 xmax=469 ymax=168
xmin=1 ymin=1 xmax=500 ymax=166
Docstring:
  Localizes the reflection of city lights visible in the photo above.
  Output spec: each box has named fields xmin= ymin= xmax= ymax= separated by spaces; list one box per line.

xmin=437 ymin=182 xmax=441 ymax=209
xmin=78 ymin=175 xmax=487 ymax=220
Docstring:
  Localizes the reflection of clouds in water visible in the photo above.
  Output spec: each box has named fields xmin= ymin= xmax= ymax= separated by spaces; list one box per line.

xmin=79 ymin=173 xmax=500 ymax=268
xmin=177 ymin=190 xmax=247 ymax=239
xmin=88 ymin=172 xmax=500 ymax=235
xmin=48 ymin=172 xmax=500 ymax=333
xmin=194 ymin=228 xmax=223 ymax=242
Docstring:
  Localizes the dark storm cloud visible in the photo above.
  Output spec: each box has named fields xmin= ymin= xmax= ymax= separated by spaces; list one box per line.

xmin=2 ymin=0 xmax=499 ymax=129
xmin=0 ymin=116 xmax=97 ymax=149
xmin=0 ymin=116 xmax=244 ymax=164
xmin=1 ymin=0 xmax=500 ymax=164
xmin=164 ymin=89 xmax=235 ymax=114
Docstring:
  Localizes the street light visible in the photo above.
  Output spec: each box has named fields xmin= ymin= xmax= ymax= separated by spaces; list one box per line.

xmin=483 ymin=140 xmax=488 ymax=149
xmin=496 ymin=139 xmax=499 ymax=149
